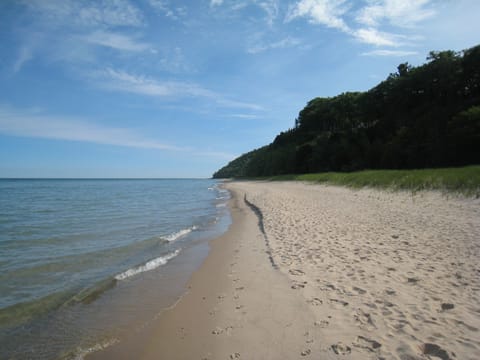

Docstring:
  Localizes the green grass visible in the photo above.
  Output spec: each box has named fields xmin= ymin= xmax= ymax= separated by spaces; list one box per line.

xmin=262 ymin=165 xmax=480 ymax=197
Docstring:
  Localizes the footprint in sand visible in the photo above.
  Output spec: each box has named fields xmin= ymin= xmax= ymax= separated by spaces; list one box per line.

xmin=229 ymin=352 xmax=241 ymax=359
xmin=289 ymin=269 xmax=305 ymax=276
xmin=354 ymin=308 xmax=376 ymax=330
xmin=331 ymin=342 xmax=351 ymax=355
xmin=420 ymin=343 xmax=452 ymax=360
xmin=329 ymin=298 xmax=349 ymax=307
xmin=301 ymin=349 xmax=311 ymax=356
xmin=325 ymin=283 xmax=336 ymax=291
xmin=440 ymin=303 xmax=454 ymax=311
xmin=314 ymin=320 xmax=329 ymax=328
xmin=352 ymin=286 xmax=367 ymax=295
xmin=211 ymin=326 xmax=233 ymax=335
xmin=384 ymin=288 xmax=396 ymax=296
xmin=291 ymin=281 xmax=307 ymax=289
xmin=307 ymin=298 xmax=323 ymax=306
xmin=354 ymin=336 xmax=382 ymax=352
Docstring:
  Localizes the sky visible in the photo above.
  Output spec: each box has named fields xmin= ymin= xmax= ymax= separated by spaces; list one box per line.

xmin=0 ymin=0 xmax=479 ymax=178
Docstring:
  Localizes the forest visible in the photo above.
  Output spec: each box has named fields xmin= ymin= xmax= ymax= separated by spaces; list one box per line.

xmin=213 ymin=45 xmax=480 ymax=178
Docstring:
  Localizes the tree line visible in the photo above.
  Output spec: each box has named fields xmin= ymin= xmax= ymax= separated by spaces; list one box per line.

xmin=213 ymin=45 xmax=480 ymax=178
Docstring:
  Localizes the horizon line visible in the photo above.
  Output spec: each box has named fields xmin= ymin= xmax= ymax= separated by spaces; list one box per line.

xmin=0 ymin=177 xmax=215 ymax=180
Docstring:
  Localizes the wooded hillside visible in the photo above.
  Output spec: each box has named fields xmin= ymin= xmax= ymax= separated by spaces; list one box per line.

xmin=213 ymin=45 xmax=480 ymax=178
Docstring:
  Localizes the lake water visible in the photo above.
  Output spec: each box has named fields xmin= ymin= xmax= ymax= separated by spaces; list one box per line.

xmin=0 ymin=179 xmax=230 ymax=359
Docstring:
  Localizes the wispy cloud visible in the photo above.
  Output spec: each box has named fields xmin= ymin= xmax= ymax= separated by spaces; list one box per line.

xmin=231 ymin=2 xmax=248 ymax=11
xmin=13 ymin=46 xmax=34 ymax=73
xmin=286 ymin=0 xmax=351 ymax=32
xmin=353 ymin=27 xmax=404 ymax=47
xmin=286 ymin=0 xmax=438 ymax=49
xmin=210 ymin=0 xmax=224 ymax=6
xmin=92 ymin=68 xmax=263 ymax=111
xmin=11 ymin=30 xmax=47 ymax=73
xmin=96 ymin=68 xmax=217 ymax=98
xmin=217 ymin=99 xmax=264 ymax=111
xmin=209 ymin=0 xmax=279 ymax=26
xmin=229 ymin=114 xmax=261 ymax=119
xmin=196 ymin=150 xmax=236 ymax=160
xmin=147 ymin=0 xmax=187 ymax=20
xmin=0 ymin=105 xmax=181 ymax=151
xmin=77 ymin=0 xmax=144 ymax=27
xmin=248 ymin=36 xmax=301 ymax=54
xmin=361 ymin=49 xmax=418 ymax=57
xmin=82 ymin=31 xmax=152 ymax=52
xmin=24 ymin=0 xmax=145 ymax=28
xmin=255 ymin=0 xmax=279 ymax=26
xmin=0 ymin=104 xmax=239 ymax=161
xmin=158 ymin=47 xmax=193 ymax=74
xmin=12 ymin=0 xmax=149 ymax=73
xmin=356 ymin=0 xmax=435 ymax=28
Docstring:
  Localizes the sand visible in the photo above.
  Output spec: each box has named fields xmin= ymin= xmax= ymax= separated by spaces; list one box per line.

xmin=90 ymin=181 xmax=480 ymax=360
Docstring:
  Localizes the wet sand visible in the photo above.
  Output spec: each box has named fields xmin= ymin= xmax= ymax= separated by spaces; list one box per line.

xmin=90 ymin=181 xmax=480 ymax=359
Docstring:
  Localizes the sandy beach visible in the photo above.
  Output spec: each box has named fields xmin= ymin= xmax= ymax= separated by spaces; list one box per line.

xmin=90 ymin=181 xmax=480 ymax=360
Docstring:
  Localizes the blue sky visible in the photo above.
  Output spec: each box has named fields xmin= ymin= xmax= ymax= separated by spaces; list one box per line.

xmin=0 ymin=0 xmax=479 ymax=178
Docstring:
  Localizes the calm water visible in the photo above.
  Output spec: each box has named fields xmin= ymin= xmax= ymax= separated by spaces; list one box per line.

xmin=0 ymin=179 xmax=230 ymax=359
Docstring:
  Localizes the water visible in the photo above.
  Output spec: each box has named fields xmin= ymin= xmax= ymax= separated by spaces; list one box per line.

xmin=0 ymin=179 xmax=230 ymax=359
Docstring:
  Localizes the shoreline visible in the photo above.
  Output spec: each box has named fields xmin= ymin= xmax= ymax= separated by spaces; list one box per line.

xmin=0 ymin=179 xmax=230 ymax=360
xmin=89 ymin=181 xmax=480 ymax=359
xmin=88 ymin=185 xmax=319 ymax=359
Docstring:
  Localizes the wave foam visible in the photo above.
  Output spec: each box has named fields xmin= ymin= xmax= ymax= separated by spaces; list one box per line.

xmin=163 ymin=226 xmax=197 ymax=242
xmin=115 ymin=249 xmax=181 ymax=281
xmin=74 ymin=338 xmax=119 ymax=360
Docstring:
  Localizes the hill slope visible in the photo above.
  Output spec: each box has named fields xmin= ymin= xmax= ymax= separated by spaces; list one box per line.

xmin=213 ymin=46 xmax=480 ymax=178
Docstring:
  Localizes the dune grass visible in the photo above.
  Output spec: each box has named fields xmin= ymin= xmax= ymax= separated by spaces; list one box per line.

xmin=264 ymin=165 xmax=480 ymax=197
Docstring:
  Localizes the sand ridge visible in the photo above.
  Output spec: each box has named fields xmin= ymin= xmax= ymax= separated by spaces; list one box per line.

xmin=230 ymin=181 xmax=480 ymax=360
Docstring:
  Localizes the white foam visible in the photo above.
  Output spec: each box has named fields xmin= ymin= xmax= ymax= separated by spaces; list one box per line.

xmin=163 ymin=226 xmax=197 ymax=242
xmin=74 ymin=338 xmax=119 ymax=360
xmin=115 ymin=249 xmax=181 ymax=281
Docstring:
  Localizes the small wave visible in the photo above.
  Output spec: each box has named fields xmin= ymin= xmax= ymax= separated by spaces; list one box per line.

xmin=0 ymin=290 xmax=73 ymax=329
xmin=72 ymin=338 xmax=119 ymax=360
xmin=163 ymin=226 xmax=197 ymax=242
xmin=65 ymin=278 xmax=118 ymax=306
xmin=115 ymin=249 xmax=181 ymax=281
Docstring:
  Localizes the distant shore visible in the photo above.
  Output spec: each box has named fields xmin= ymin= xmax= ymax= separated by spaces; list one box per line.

xmin=90 ymin=181 xmax=480 ymax=359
